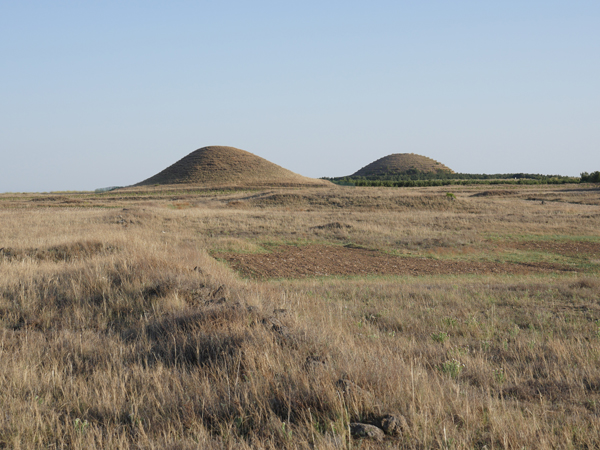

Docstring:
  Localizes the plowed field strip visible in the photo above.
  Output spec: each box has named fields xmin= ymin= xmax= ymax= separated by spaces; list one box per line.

xmin=216 ymin=245 xmax=579 ymax=279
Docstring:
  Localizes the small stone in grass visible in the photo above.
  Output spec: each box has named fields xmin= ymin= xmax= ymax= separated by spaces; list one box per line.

xmin=349 ymin=423 xmax=385 ymax=441
xmin=379 ymin=414 xmax=408 ymax=436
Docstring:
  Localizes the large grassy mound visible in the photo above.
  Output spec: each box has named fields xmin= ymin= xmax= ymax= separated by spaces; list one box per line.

xmin=352 ymin=153 xmax=454 ymax=176
xmin=136 ymin=146 xmax=329 ymax=187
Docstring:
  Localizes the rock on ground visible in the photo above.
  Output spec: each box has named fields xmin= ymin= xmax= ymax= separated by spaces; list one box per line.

xmin=379 ymin=414 xmax=408 ymax=436
xmin=349 ymin=423 xmax=385 ymax=441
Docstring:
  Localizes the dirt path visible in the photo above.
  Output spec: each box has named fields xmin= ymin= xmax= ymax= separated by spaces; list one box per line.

xmin=216 ymin=245 xmax=579 ymax=279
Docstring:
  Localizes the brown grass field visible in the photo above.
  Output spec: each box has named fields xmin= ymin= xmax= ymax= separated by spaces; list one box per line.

xmin=1 ymin=183 xmax=599 ymax=449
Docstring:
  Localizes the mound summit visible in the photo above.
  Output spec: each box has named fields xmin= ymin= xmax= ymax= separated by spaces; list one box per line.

xmin=136 ymin=146 xmax=329 ymax=187
xmin=352 ymin=153 xmax=454 ymax=176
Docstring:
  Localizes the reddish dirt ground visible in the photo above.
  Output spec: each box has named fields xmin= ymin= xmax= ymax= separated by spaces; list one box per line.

xmin=216 ymin=245 xmax=579 ymax=279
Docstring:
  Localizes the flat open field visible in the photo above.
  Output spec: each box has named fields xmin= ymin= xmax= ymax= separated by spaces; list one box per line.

xmin=1 ymin=184 xmax=599 ymax=449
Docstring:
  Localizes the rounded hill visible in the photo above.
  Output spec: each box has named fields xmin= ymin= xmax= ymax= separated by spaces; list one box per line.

xmin=352 ymin=153 xmax=454 ymax=176
xmin=136 ymin=146 xmax=329 ymax=187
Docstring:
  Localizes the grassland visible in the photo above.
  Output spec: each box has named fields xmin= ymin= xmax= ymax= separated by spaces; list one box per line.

xmin=1 ymin=183 xmax=599 ymax=449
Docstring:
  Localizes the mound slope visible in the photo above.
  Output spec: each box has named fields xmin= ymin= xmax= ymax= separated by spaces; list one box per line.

xmin=136 ymin=146 xmax=329 ymax=187
xmin=352 ymin=153 xmax=454 ymax=176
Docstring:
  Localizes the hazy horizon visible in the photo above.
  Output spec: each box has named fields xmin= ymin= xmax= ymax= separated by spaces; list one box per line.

xmin=2 ymin=2 xmax=599 ymax=193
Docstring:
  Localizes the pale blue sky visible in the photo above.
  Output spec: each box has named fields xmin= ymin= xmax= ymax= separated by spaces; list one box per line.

xmin=2 ymin=1 xmax=599 ymax=192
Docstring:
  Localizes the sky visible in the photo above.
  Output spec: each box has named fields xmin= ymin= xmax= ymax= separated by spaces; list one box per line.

xmin=2 ymin=1 xmax=599 ymax=192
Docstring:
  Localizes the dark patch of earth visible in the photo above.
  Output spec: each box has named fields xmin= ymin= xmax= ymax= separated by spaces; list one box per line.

xmin=215 ymin=245 xmax=580 ymax=279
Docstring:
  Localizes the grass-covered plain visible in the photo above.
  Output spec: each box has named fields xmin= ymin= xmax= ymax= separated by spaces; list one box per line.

xmin=1 ymin=183 xmax=599 ymax=448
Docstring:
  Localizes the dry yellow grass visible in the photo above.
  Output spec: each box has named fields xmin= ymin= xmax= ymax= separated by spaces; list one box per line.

xmin=1 ymin=183 xmax=599 ymax=448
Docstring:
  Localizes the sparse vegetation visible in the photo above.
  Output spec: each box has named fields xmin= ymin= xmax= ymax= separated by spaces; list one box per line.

xmin=431 ymin=332 xmax=450 ymax=344
xmin=1 ymin=182 xmax=599 ymax=448
xmin=439 ymin=359 xmax=464 ymax=378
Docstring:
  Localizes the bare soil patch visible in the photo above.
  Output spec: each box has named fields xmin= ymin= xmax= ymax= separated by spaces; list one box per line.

xmin=216 ymin=245 xmax=577 ymax=279
xmin=470 ymin=190 xmax=518 ymax=197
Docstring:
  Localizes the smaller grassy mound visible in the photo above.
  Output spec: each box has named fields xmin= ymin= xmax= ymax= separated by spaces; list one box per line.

xmin=352 ymin=153 xmax=453 ymax=176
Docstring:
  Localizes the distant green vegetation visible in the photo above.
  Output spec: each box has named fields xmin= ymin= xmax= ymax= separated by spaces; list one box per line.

xmin=324 ymin=171 xmax=580 ymax=187
xmin=580 ymin=171 xmax=600 ymax=183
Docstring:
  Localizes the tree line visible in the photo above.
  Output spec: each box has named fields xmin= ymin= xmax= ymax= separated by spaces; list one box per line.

xmin=580 ymin=171 xmax=600 ymax=183
xmin=324 ymin=170 xmax=596 ymax=187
